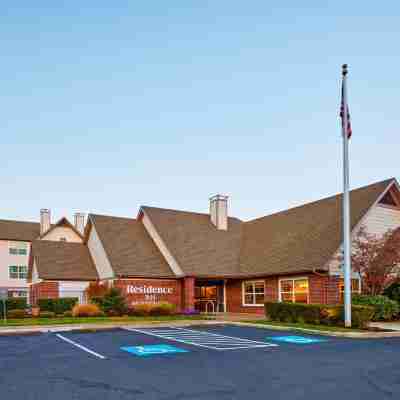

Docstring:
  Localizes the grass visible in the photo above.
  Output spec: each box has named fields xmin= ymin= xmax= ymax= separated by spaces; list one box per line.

xmin=0 ymin=314 xmax=213 ymax=327
xmin=242 ymin=319 xmax=363 ymax=332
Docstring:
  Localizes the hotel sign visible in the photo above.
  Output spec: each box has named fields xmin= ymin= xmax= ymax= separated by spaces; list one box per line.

xmin=126 ymin=285 xmax=174 ymax=295
xmin=125 ymin=284 xmax=175 ymax=304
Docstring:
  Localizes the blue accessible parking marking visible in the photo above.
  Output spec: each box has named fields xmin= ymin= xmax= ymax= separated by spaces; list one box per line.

xmin=121 ymin=344 xmax=189 ymax=357
xmin=268 ymin=336 xmax=326 ymax=344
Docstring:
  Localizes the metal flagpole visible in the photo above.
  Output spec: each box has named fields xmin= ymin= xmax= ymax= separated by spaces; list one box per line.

xmin=341 ymin=64 xmax=352 ymax=327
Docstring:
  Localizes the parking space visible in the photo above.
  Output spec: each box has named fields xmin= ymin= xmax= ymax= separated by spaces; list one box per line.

xmin=1 ymin=325 xmax=400 ymax=399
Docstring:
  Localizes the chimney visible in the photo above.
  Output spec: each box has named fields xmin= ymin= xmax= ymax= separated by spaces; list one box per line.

xmin=209 ymin=195 xmax=228 ymax=230
xmin=74 ymin=212 xmax=85 ymax=235
xmin=40 ymin=209 xmax=51 ymax=235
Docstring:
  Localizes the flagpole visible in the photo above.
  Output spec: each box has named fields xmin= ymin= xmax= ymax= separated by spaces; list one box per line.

xmin=342 ymin=64 xmax=352 ymax=328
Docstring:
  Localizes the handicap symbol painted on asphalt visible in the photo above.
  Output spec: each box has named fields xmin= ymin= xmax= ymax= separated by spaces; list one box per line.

xmin=121 ymin=344 xmax=189 ymax=356
xmin=267 ymin=335 xmax=327 ymax=344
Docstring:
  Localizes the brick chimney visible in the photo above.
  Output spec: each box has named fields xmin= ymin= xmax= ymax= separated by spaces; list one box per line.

xmin=40 ymin=209 xmax=51 ymax=235
xmin=74 ymin=212 xmax=85 ymax=235
xmin=209 ymin=195 xmax=228 ymax=230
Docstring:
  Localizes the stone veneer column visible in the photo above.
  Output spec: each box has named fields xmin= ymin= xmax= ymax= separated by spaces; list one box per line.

xmin=183 ymin=277 xmax=195 ymax=311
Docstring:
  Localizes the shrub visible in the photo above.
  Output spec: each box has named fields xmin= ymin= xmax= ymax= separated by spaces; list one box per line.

xmin=92 ymin=288 xmax=127 ymax=316
xmin=383 ymin=282 xmax=400 ymax=304
xmin=149 ymin=302 xmax=177 ymax=316
xmin=7 ymin=309 xmax=27 ymax=319
xmin=85 ymin=281 xmax=109 ymax=299
xmin=63 ymin=311 xmax=73 ymax=318
xmin=352 ymin=294 xmax=399 ymax=321
xmin=264 ymin=302 xmax=374 ymax=329
xmin=129 ymin=303 xmax=153 ymax=316
xmin=72 ymin=303 xmax=102 ymax=317
xmin=39 ymin=311 xmax=56 ymax=318
xmin=0 ymin=298 xmax=27 ymax=318
xmin=38 ymin=298 xmax=78 ymax=315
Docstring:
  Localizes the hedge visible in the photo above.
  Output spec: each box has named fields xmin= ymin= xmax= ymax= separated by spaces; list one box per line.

xmin=0 ymin=298 xmax=27 ymax=318
xmin=352 ymin=294 xmax=399 ymax=321
xmin=265 ymin=302 xmax=374 ymax=329
xmin=38 ymin=298 xmax=78 ymax=315
xmin=383 ymin=282 xmax=400 ymax=304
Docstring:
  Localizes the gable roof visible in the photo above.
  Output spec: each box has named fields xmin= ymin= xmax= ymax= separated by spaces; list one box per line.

xmin=141 ymin=207 xmax=243 ymax=277
xmin=239 ymin=178 xmax=396 ymax=277
xmin=40 ymin=217 xmax=83 ymax=240
xmin=0 ymin=219 xmax=40 ymax=242
xmin=29 ymin=241 xmax=98 ymax=281
xmin=88 ymin=214 xmax=175 ymax=278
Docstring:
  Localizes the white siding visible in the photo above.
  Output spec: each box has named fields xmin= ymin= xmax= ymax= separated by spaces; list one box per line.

xmin=41 ymin=226 xmax=82 ymax=242
xmin=141 ymin=211 xmax=184 ymax=276
xmin=59 ymin=281 xmax=89 ymax=304
xmin=0 ymin=240 xmax=30 ymax=291
xmin=87 ymin=225 xmax=114 ymax=279
xmin=329 ymin=204 xmax=400 ymax=276
xmin=362 ymin=205 xmax=400 ymax=237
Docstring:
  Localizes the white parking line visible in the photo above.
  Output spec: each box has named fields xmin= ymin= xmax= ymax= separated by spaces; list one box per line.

xmin=56 ymin=334 xmax=106 ymax=359
xmin=123 ymin=327 xmax=278 ymax=351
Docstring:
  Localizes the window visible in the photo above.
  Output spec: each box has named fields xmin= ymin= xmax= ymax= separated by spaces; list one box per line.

xmin=339 ymin=279 xmax=361 ymax=302
xmin=9 ymin=242 xmax=28 ymax=256
xmin=242 ymin=281 xmax=265 ymax=306
xmin=9 ymin=266 xmax=28 ymax=280
xmin=7 ymin=290 xmax=27 ymax=298
xmin=279 ymin=278 xmax=309 ymax=303
xmin=59 ymin=237 xmax=67 ymax=242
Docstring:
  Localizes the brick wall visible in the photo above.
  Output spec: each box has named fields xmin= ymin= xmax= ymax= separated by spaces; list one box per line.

xmin=225 ymin=274 xmax=342 ymax=313
xmin=29 ymin=281 xmax=59 ymax=305
xmin=225 ymin=279 xmax=266 ymax=314
xmin=183 ymin=277 xmax=195 ymax=311
xmin=114 ymin=278 xmax=183 ymax=311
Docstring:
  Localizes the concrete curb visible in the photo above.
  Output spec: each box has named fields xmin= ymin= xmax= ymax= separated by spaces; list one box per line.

xmin=225 ymin=321 xmax=400 ymax=338
xmin=0 ymin=320 xmax=224 ymax=336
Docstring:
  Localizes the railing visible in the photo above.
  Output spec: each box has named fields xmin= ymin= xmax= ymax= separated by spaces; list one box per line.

xmin=195 ymin=299 xmax=221 ymax=314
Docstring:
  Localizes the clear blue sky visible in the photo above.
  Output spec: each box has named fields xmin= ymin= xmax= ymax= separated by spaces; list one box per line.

xmin=1 ymin=1 xmax=399 ymax=223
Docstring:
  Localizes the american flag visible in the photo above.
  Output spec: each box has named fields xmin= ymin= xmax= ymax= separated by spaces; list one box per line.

xmin=340 ymin=80 xmax=352 ymax=138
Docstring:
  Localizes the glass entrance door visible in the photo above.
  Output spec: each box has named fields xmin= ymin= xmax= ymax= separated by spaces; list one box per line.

xmin=194 ymin=280 xmax=225 ymax=313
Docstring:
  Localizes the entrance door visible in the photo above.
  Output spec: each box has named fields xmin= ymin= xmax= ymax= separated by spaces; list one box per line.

xmin=194 ymin=280 xmax=225 ymax=313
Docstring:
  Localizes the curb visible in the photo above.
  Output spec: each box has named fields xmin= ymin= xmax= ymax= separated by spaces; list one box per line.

xmin=0 ymin=319 xmax=224 ymax=336
xmin=224 ymin=321 xmax=400 ymax=338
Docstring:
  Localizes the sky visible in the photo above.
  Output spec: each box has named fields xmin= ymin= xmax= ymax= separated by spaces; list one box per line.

xmin=1 ymin=1 xmax=400 ymax=223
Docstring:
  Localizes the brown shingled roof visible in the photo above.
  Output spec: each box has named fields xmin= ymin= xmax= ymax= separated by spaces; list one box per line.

xmin=141 ymin=207 xmax=243 ymax=277
xmin=0 ymin=219 xmax=40 ymax=241
xmin=239 ymin=178 xmax=396 ymax=276
xmin=30 ymin=241 xmax=98 ymax=281
xmin=142 ymin=178 xmax=396 ymax=278
xmin=88 ymin=214 xmax=175 ymax=278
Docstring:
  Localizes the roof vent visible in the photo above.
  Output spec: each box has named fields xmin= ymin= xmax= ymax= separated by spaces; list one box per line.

xmin=210 ymin=195 xmax=228 ymax=231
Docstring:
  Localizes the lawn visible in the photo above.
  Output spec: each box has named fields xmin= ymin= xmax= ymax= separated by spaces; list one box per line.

xmin=243 ymin=319 xmax=363 ymax=332
xmin=0 ymin=314 xmax=213 ymax=327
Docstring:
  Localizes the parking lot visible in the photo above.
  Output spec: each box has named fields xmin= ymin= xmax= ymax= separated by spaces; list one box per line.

xmin=1 ymin=324 xmax=400 ymax=400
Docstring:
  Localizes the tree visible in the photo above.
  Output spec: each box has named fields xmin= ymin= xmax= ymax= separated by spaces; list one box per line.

xmin=85 ymin=281 xmax=109 ymax=300
xmin=348 ymin=226 xmax=400 ymax=295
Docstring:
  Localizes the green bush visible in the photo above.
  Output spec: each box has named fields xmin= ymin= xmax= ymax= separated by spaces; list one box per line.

xmin=92 ymin=288 xmax=127 ymax=316
xmin=7 ymin=309 xmax=27 ymax=319
xmin=149 ymin=302 xmax=177 ymax=316
xmin=383 ymin=282 xmax=400 ymax=304
xmin=352 ymin=294 xmax=399 ymax=321
xmin=39 ymin=311 xmax=56 ymax=318
xmin=63 ymin=311 xmax=73 ymax=318
xmin=264 ymin=302 xmax=374 ymax=329
xmin=38 ymin=298 xmax=78 ymax=315
xmin=0 ymin=298 xmax=27 ymax=318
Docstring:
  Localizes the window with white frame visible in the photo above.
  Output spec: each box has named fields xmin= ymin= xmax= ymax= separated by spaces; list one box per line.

xmin=9 ymin=265 xmax=28 ymax=280
xmin=280 ymin=278 xmax=309 ymax=303
xmin=7 ymin=290 xmax=28 ymax=298
xmin=243 ymin=281 xmax=265 ymax=306
xmin=9 ymin=242 xmax=28 ymax=256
